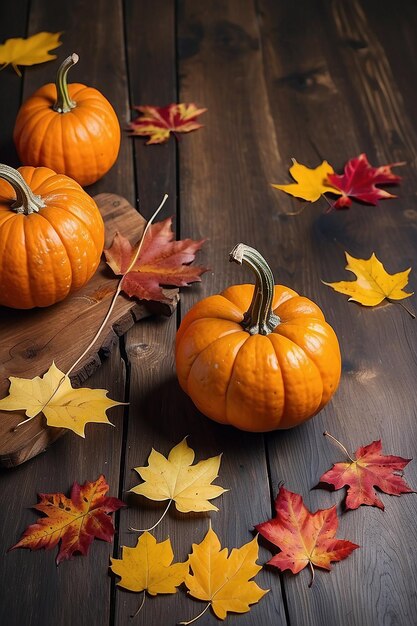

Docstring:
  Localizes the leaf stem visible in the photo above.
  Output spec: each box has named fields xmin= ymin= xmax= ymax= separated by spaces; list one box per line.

xmin=323 ymin=431 xmax=355 ymax=463
xmin=130 ymin=590 xmax=146 ymax=618
xmin=12 ymin=194 xmax=168 ymax=431
xmin=388 ymin=298 xmax=415 ymax=319
xmin=129 ymin=499 xmax=172 ymax=532
xmin=178 ymin=602 xmax=211 ymax=625
xmin=308 ymin=561 xmax=315 ymax=588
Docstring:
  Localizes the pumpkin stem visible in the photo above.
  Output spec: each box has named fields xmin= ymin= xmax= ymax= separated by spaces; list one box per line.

xmin=229 ymin=243 xmax=280 ymax=335
xmin=53 ymin=53 xmax=79 ymax=113
xmin=0 ymin=164 xmax=45 ymax=214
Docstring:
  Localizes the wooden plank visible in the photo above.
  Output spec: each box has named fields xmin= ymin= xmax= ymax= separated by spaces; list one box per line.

xmin=117 ymin=0 xmax=285 ymax=623
xmin=257 ymin=0 xmax=417 ymax=624
xmin=0 ymin=1 xmax=134 ymax=625
xmin=0 ymin=0 xmax=29 ymax=166
xmin=113 ymin=1 xmax=183 ymax=623
xmin=0 ymin=193 xmax=177 ymax=467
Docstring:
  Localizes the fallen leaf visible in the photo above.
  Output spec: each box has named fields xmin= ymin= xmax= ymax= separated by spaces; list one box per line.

xmin=0 ymin=361 xmax=123 ymax=437
xmin=128 ymin=103 xmax=207 ymax=144
xmin=10 ymin=475 xmax=125 ymax=564
xmin=271 ymin=159 xmax=341 ymax=202
xmin=327 ymin=153 xmax=402 ymax=209
xmin=323 ymin=252 xmax=413 ymax=307
xmin=110 ymin=532 xmax=188 ymax=594
xmin=0 ymin=32 xmax=62 ymax=76
xmin=104 ymin=217 xmax=208 ymax=304
xmin=181 ymin=525 xmax=268 ymax=622
xmin=130 ymin=438 xmax=227 ymax=528
xmin=319 ymin=432 xmax=415 ymax=510
xmin=255 ymin=486 xmax=358 ymax=586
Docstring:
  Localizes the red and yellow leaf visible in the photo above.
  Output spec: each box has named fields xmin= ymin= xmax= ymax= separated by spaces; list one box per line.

xmin=255 ymin=486 xmax=358 ymax=585
xmin=320 ymin=435 xmax=415 ymax=510
xmin=128 ymin=103 xmax=207 ymax=144
xmin=10 ymin=475 xmax=125 ymax=564
xmin=104 ymin=217 xmax=208 ymax=304
xmin=327 ymin=153 xmax=402 ymax=209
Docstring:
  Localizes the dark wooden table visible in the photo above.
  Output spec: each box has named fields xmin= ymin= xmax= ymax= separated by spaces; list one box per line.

xmin=1 ymin=1 xmax=417 ymax=625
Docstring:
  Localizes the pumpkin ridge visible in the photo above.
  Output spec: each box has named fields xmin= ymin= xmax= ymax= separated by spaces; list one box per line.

xmin=26 ymin=211 xmax=73 ymax=304
xmin=185 ymin=327 xmax=247 ymax=407
xmin=224 ymin=332 xmax=251 ymax=425
xmin=268 ymin=332 xmax=323 ymax=424
xmin=35 ymin=113 xmax=59 ymax=165
xmin=15 ymin=109 xmax=53 ymax=160
xmin=41 ymin=198 xmax=103 ymax=258
xmin=72 ymin=110 xmax=101 ymax=176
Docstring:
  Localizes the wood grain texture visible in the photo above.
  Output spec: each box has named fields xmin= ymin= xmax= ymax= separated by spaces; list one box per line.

xmin=257 ymin=0 xmax=417 ymax=624
xmin=0 ymin=193 xmax=177 ymax=468
xmin=1 ymin=0 xmax=417 ymax=624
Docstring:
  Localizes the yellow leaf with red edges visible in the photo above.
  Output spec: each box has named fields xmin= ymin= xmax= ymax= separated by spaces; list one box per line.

xmin=0 ymin=362 xmax=122 ymax=437
xmin=272 ymin=159 xmax=341 ymax=202
xmin=110 ymin=532 xmax=188 ymax=594
xmin=128 ymin=103 xmax=207 ymax=144
xmin=182 ymin=525 xmax=268 ymax=621
xmin=10 ymin=475 xmax=125 ymax=564
xmin=323 ymin=252 xmax=413 ymax=307
xmin=0 ymin=32 xmax=62 ymax=76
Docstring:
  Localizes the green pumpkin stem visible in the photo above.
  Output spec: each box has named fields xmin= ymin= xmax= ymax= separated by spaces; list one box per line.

xmin=0 ymin=163 xmax=45 ymax=214
xmin=53 ymin=53 xmax=79 ymax=113
xmin=229 ymin=243 xmax=280 ymax=335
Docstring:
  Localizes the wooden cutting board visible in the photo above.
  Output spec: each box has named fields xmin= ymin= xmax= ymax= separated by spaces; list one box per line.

xmin=0 ymin=193 xmax=178 ymax=468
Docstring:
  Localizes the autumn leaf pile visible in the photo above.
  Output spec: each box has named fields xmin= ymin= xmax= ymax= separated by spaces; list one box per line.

xmin=11 ymin=436 xmax=414 ymax=622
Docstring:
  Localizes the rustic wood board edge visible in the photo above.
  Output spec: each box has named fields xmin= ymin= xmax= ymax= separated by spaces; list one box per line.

xmin=0 ymin=193 xmax=178 ymax=468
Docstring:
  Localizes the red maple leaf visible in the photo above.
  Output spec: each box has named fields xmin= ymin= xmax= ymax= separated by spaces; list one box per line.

xmin=128 ymin=103 xmax=207 ymax=144
xmin=10 ymin=475 xmax=125 ymax=564
xmin=327 ymin=153 xmax=402 ymax=209
xmin=104 ymin=217 xmax=208 ymax=304
xmin=319 ymin=435 xmax=415 ymax=510
xmin=255 ymin=486 xmax=358 ymax=586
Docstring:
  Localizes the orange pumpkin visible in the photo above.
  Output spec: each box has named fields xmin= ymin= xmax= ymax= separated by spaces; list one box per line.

xmin=176 ymin=244 xmax=341 ymax=431
xmin=13 ymin=53 xmax=120 ymax=187
xmin=0 ymin=163 xmax=104 ymax=309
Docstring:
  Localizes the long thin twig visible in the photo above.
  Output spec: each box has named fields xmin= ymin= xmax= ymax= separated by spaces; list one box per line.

xmin=13 ymin=194 xmax=168 ymax=430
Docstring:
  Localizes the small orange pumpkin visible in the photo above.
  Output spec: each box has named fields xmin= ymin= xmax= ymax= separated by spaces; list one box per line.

xmin=0 ymin=163 xmax=104 ymax=309
xmin=176 ymin=244 xmax=341 ymax=431
xmin=13 ymin=53 xmax=120 ymax=187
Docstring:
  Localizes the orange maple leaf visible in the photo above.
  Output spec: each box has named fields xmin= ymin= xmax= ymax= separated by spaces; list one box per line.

xmin=10 ymin=475 xmax=125 ymax=564
xmin=128 ymin=103 xmax=207 ymax=144
xmin=104 ymin=217 xmax=208 ymax=304
xmin=255 ymin=486 xmax=358 ymax=585
xmin=319 ymin=434 xmax=415 ymax=510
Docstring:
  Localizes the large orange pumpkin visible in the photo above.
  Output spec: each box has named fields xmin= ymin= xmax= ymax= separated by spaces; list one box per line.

xmin=13 ymin=53 xmax=120 ymax=187
xmin=176 ymin=244 xmax=341 ymax=431
xmin=0 ymin=163 xmax=104 ymax=309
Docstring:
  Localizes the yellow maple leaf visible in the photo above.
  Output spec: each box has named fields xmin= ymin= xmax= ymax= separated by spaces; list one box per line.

xmin=323 ymin=252 xmax=413 ymax=307
xmin=0 ymin=32 xmax=62 ymax=76
xmin=110 ymin=532 xmax=188 ymax=596
xmin=130 ymin=438 xmax=227 ymax=521
xmin=180 ymin=525 xmax=268 ymax=623
xmin=272 ymin=159 xmax=341 ymax=202
xmin=0 ymin=362 xmax=122 ymax=437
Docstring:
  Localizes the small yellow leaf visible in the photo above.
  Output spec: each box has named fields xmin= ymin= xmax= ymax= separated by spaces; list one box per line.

xmin=0 ymin=362 xmax=122 ymax=437
xmin=110 ymin=532 xmax=188 ymax=595
xmin=0 ymin=32 xmax=62 ymax=75
xmin=183 ymin=526 xmax=268 ymax=621
xmin=130 ymin=438 xmax=227 ymax=513
xmin=323 ymin=252 xmax=413 ymax=307
xmin=272 ymin=159 xmax=341 ymax=202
